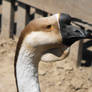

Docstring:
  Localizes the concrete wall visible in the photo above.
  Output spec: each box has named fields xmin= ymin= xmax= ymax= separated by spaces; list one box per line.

xmin=18 ymin=0 xmax=92 ymax=22
xmin=1 ymin=0 xmax=11 ymax=38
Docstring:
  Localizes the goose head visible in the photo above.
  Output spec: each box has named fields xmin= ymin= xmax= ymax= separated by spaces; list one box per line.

xmin=18 ymin=13 xmax=92 ymax=62
xmin=41 ymin=13 xmax=92 ymax=61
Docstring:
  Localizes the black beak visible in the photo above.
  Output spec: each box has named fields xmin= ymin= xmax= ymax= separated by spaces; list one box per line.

xmin=59 ymin=13 xmax=92 ymax=46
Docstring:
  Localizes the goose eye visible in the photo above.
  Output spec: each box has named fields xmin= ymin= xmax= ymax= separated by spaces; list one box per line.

xmin=46 ymin=25 xmax=51 ymax=29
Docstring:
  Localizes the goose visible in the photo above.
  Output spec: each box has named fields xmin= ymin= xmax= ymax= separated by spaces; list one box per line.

xmin=14 ymin=13 xmax=92 ymax=92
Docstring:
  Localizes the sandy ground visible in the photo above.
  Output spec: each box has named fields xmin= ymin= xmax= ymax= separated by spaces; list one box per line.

xmin=0 ymin=36 xmax=92 ymax=92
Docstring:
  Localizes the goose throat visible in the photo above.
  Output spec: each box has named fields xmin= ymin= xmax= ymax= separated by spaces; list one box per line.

xmin=16 ymin=47 xmax=41 ymax=92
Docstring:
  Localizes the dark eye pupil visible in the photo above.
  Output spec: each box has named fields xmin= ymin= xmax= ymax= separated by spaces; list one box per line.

xmin=47 ymin=25 xmax=51 ymax=29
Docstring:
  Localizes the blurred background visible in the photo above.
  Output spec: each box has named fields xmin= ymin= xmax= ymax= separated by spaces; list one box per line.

xmin=0 ymin=0 xmax=92 ymax=92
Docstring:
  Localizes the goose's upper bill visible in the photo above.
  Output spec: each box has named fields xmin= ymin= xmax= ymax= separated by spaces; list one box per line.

xmin=58 ymin=13 xmax=92 ymax=46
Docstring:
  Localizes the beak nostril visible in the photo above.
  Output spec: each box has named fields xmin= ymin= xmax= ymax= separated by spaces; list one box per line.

xmin=75 ymin=30 xmax=80 ymax=33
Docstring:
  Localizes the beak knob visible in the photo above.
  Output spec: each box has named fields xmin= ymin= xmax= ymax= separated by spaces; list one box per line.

xmin=59 ymin=13 xmax=72 ymax=25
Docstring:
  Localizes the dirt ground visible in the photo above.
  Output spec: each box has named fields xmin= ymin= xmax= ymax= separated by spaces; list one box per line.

xmin=0 ymin=0 xmax=92 ymax=91
xmin=0 ymin=36 xmax=92 ymax=92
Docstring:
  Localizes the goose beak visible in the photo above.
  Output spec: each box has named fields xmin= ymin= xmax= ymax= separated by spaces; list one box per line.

xmin=58 ymin=13 xmax=92 ymax=46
